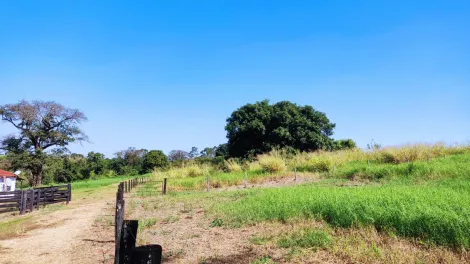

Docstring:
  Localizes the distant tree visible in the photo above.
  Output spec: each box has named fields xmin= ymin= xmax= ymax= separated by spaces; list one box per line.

xmin=168 ymin=150 xmax=189 ymax=162
xmin=225 ymin=100 xmax=335 ymax=158
xmin=215 ymin=143 xmax=229 ymax=158
xmin=367 ymin=139 xmax=382 ymax=151
xmin=0 ymin=100 xmax=87 ymax=186
xmin=332 ymin=139 xmax=357 ymax=150
xmin=112 ymin=147 xmax=147 ymax=175
xmin=188 ymin=147 xmax=199 ymax=159
xmin=142 ymin=150 xmax=169 ymax=173
xmin=86 ymin=152 xmax=107 ymax=175
xmin=200 ymin=147 xmax=216 ymax=158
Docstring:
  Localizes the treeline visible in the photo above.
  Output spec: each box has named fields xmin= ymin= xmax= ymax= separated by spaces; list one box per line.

xmin=1 ymin=99 xmax=356 ymax=186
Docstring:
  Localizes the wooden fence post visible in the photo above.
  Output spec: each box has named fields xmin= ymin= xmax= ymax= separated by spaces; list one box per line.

xmin=37 ymin=189 xmax=41 ymax=209
xmin=294 ymin=166 xmax=297 ymax=181
xmin=29 ymin=189 xmax=34 ymax=213
xmin=66 ymin=183 xmax=71 ymax=205
xmin=119 ymin=220 xmax=138 ymax=264
xmin=206 ymin=176 xmax=210 ymax=192
xmin=115 ymin=183 xmax=125 ymax=264
xmin=19 ymin=190 xmax=25 ymax=215
xmin=162 ymin=178 xmax=167 ymax=195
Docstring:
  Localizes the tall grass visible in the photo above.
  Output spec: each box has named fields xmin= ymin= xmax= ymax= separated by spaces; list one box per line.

xmin=151 ymin=143 xmax=470 ymax=189
xmin=216 ymin=180 xmax=470 ymax=248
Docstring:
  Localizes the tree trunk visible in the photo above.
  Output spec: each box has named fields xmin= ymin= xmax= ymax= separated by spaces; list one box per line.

xmin=30 ymin=162 xmax=44 ymax=187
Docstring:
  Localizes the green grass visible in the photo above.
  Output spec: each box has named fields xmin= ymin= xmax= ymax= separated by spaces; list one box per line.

xmin=334 ymin=154 xmax=470 ymax=182
xmin=214 ymin=179 xmax=470 ymax=248
xmin=278 ymin=228 xmax=332 ymax=250
xmin=71 ymin=175 xmax=149 ymax=190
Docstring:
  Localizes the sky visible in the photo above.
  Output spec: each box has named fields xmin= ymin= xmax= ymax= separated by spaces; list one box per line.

xmin=0 ymin=0 xmax=469 ymax=157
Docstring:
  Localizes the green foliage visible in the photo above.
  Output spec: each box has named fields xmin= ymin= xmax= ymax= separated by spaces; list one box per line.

xmin=0 ymin=100 xmax=87 ymax=186
xmin=278 ymin=229 xmax=332 ymax=250
xmin=225 ymin=100 xmax=335 ymax=158
xmin=332 ymin=139 xmax=357 ymax=150
xmin=216 ymin=178 xmax=470 ymax=248
xmin=142 ymin=150 xmax=169 ymax=173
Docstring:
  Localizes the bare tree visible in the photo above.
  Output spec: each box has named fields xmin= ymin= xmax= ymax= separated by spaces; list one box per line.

xmin=0 ymin=100 xmax=88 ymax=186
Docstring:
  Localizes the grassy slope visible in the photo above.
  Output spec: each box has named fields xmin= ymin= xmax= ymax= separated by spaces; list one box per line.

xmin=157 ymin=153 xmax=470 ymax=249
xmin=211 ymin=154 xmax=470 ymax=248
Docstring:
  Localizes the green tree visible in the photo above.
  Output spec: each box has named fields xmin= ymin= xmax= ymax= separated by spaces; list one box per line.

xmin=142 ymin=150 xmax=169 ymax=173
xmin=332 ymin=139 xmax=357 ymax=150
xmin=225 ymin=100 xmax=336 ymax=158
xmin=0 ymin=100 xmax=87 ymax=186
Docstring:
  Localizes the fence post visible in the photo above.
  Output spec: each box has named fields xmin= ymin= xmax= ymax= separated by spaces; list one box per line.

xmin=37 ymin=189 xmax=41 ymax=209
xmin=115 ymin=183 xmax=125 ymax=264
xmin=163 ymin=178 xmax=167 ymax=195
xmin=294 ymin=166 xmax=297 ymax=181
xmin=67 ymin=183 xmax=71 ymax=205
xmin=119 ymin=220 xmax=138 ymax=264
xmin=29 ymin=189 xmax=34 ymax=213
xmin=20 ymin=190 xmax=26 ymax=215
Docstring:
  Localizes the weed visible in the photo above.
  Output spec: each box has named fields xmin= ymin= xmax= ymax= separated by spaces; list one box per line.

xmin=210 ymin=218 xmax=223 ymax=227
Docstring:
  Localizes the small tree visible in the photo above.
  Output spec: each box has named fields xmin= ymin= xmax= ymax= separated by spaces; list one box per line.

xmin=168 ymin=150 xmax=189 ymax=162
xmin=0 ymin=100 xmax=87 ymax=186
xmin=142 ymin=150 xmax=169 ymax=173
xmin=188 ymin=147 xmax=199 ymax=159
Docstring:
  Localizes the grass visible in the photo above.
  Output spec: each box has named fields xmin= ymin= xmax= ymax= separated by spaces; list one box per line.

xmin=215 ymin=178 xmax=470 ymax=248
xmin=71 ymin=175 xmax=148 ymax=190
xmin=277 ymin=228 xmax=332 ymax=250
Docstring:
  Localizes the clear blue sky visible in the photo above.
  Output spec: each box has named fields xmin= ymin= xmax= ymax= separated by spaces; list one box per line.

xmin=1 ymin=1 xmax=469 ymax=157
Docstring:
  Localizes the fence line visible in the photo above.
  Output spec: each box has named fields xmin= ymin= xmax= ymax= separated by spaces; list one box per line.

xmin=0 ymin=184 xmax=71 ymax=214
xmin=115 ymin=177 xmax=165 ymax=264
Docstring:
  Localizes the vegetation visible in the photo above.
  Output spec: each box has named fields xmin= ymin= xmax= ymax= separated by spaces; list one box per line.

xmin=225 ymin=100 xmax=352 ymax=158
xmin=0 ymin=100 xmax=88 ymax=186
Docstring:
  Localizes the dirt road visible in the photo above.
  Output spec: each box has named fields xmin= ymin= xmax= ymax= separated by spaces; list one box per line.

xmin=0 ymin=199 xmax=114 ymax=264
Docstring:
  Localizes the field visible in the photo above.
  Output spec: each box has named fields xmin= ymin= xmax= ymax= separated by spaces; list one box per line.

xmin=124 ymin=144 xmax=470 ymax=263
xmin=1 ymin=144 xmax=470 ymax=263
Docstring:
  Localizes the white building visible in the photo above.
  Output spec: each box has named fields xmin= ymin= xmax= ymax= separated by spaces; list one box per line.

xmin=0 ymin=169 xmax=17 ymax=192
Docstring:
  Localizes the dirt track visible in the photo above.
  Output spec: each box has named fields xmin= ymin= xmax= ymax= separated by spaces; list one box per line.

xmin=0 ymin=200 xmax=109 ymax=264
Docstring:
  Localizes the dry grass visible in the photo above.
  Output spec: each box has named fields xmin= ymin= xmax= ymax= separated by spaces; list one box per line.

xmin=223 ymin=159 xmax=243 ymax=172
xmin=257 ymin=151 xmax=287 ymax=173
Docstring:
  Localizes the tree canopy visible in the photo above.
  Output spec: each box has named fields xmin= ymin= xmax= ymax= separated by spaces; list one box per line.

xmin=225 ymin=100 xmax=336 ymax=158
xmin=0 ymin=100 xmax=87 ymax=186
xmin=142 ymin=150 xmax=169 ymax=173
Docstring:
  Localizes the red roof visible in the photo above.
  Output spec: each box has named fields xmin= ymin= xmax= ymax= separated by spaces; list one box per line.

xmin=0 ymin=169 xmax=16 ymax=177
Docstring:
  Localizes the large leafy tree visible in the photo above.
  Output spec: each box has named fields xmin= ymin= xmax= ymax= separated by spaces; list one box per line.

xmin=225 ymin=100 xmax=336 ymax=158
xmin=0 ymin=100 xmax=87 ymax=186
xmin=142 ymin=150 xmax=169 ymax=173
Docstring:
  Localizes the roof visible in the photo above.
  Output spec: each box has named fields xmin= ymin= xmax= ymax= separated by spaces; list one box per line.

xmin=0 ymin=169 xmax=16 ymax=177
